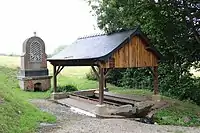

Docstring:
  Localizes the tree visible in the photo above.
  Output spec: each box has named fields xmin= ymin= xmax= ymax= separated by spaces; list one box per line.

xmin=48 ymin=45 xmax=67 ymax=58
xmin=86 ymin=0 xmax=200 ymax=104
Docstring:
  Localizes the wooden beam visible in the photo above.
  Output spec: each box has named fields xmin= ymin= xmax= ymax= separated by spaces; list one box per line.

xmin=104 ymin=68 xmax=112 ymax=78
xmin=56 ymin=66 xmax=64 ymax=76
xmin=91 ymin=66 xmax=100 ymax=80
xmin=53 ymin=65 xmax=57 ymax=92
xmin=55 ymin=65 xmax=61 ymax=76
xmin=153 ymin=66 xmax=158 ymax=95
xmin=99 ymin=67 xmax=104 ymax=104
xmin=49 ymin=60 xmax=98 ymax=66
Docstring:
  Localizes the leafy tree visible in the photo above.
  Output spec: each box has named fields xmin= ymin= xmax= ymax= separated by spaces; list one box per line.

xmin=86 ymin=0 xmax=200 ymax=104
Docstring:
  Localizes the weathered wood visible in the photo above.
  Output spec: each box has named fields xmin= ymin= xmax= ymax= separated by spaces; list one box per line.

xmin=102 ymin=36 xmax=158 ymax=68
xmin=91 ymin=66 xmax=100 ymax=80
xmin=99 ymin=67 xmax=104 ymax=104
xmin=53 ymin=65 xmax=57 ymax=92
xmin=108 ymin=58 xmax=115 ymax=68
xmin=153 ymin=66 xmax=159 ymax=95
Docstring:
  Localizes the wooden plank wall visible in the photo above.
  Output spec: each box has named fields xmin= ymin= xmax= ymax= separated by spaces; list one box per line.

xmin=102 ymin=36 xmax=158 ymax=68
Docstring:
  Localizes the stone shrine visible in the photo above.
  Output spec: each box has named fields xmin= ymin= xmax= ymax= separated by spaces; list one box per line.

xmin=17 ymin=32 xmax=52 ymax=91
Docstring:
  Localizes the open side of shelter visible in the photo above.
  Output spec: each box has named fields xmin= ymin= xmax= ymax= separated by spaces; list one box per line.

xmin=47 ymin=26 xmax=162 ymax=106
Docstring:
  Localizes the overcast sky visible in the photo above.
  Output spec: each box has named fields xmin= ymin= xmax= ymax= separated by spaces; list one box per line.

xmin=0 ymin=0 xmax=100 ymax=55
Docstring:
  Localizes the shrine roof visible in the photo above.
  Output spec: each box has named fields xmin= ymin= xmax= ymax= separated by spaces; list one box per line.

xmin=47 ymin=26 xmax=162 ymax=63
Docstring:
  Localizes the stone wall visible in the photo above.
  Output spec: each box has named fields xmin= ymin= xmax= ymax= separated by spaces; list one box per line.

xmin=19 ymin=77 xmax=51 ymax=91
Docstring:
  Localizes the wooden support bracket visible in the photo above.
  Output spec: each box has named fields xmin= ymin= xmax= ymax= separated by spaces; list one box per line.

xmin=104 ymin=68 xmax=112 ymax=78
xmin=91 ymin=66 xmax=100 ymax=80
xmin=55 ymin=66 xmax=64 ymax=76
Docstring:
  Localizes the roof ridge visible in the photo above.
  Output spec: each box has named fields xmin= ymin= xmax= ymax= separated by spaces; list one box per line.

xmin=77 ymin=26 xmax=140 ymax=40
xmin=78 ymin=32 xmax=106 ymax=40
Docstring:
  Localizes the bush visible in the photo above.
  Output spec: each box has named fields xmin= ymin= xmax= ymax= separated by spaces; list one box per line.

xmin=86 ymin=68 xmax=98 ymax=80
xmin=120 ymin=68 xmax=153 ymax=89
xmin=106 ymin=69 xmax=126 ymax=87
xmin=56 ymin=85 xmax=78 ymax=92
xmin=85 ymin=63 xmax=200 ymax=105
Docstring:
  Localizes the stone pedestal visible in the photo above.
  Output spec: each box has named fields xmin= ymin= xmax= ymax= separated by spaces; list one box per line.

xmin=95 ymin=104 xmax=108 ymax=115
xmin=17 ymin=33 xmax=52 ymax=91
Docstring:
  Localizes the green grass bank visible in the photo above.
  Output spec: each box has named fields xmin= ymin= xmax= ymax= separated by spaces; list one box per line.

xmin=0 ymin=66 xmax=56 ymax=133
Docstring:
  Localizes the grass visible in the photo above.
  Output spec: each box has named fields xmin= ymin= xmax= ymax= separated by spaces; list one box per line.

xmin=13 ymin=88 xmax=51 ymax=100
xmin=0 ymin=66 xmax=56 ymax=133
xmin=0 ymin=56 xmax=20 ymax=68
xmin=1 ymin=55 xmax=200 ymax=128
xmin=154 ymin=97 xmax=200 ymax=127
xmin=57 ymin=75 xmax=98 ymax=90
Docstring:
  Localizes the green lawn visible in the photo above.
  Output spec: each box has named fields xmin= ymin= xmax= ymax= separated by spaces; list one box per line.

xmin=1 ymin=55 xmax=200 ymax=130
xmin=0 ymin=66 xmax=56 ymax=133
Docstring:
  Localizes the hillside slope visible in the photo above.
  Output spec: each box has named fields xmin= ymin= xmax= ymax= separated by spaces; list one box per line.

xmin=0 ymin=66 xmax=56 ymax=133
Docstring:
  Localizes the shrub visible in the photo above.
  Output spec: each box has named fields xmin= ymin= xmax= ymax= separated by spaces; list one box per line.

xmin=120 ymin=68 xmax=153 ymax=89
xmin=106 ymin=69 xmax=126 ymax=87
xmin=86 ymin=68 xmax=97 ymax=80
xmin=56 ymin=85 xmax=78 ymax=92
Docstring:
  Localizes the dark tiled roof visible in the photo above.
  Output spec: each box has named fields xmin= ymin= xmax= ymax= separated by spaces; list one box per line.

xmin=48 ymin=27 xmax=162 ymax=61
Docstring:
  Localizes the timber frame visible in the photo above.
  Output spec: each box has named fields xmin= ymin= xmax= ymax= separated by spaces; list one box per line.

xmin=48 ymin=27 xmax=162 ymax=105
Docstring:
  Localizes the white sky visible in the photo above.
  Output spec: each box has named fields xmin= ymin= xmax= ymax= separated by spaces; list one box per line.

xmin=0 ymin=0 xmax=100 ymax=55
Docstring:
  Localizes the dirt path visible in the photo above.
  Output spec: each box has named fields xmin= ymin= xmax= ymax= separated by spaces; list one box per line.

xmin=31 ymin=99 xmax=200 ymax=133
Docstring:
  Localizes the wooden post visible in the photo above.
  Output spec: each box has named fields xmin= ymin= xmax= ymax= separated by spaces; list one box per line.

xmin=53 ymin=65 xmax=57 ymax=92
xmin=99 ymin=67 xmax=104 ymax=104
xmin=104 ymin=78 xmax=107 ymax=89
xmin=153 ymin=66 xmax=158 ymax=95
xmin=91 ymin=66 xmax=100 ymax=80
xmin=103 ymin=68 xmax=106 ymax=90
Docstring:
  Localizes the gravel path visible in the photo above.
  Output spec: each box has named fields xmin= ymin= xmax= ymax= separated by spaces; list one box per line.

xmin=31 ymin=99 xmax=200 ymax=133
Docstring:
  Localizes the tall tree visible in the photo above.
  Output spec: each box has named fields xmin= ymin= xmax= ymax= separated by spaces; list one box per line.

xmin=86 ymin=0 xmax=200 ymax=103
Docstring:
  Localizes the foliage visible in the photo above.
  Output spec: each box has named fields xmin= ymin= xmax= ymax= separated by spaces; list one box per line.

xmin=0 ymin=66 xmax=56 ymax=133
xmin=158 ymin=64 xmax=200 ymax=102
xmin=86 ymin=0 xmax=200 ymax=105
xmin=55 ymin=85 xmax=78 ymax=92
xmin=85 ymin=68 xmax=127 ymax=86
xmin=120 ymin=68 xmax=153 ymax=89
xmin=106 ymin=68 xmax=126 ymax=86
xmin=86 ymin=68 xmax=98 ymax=80
xmin=154 ymin=100 xmax=200 ymax=126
